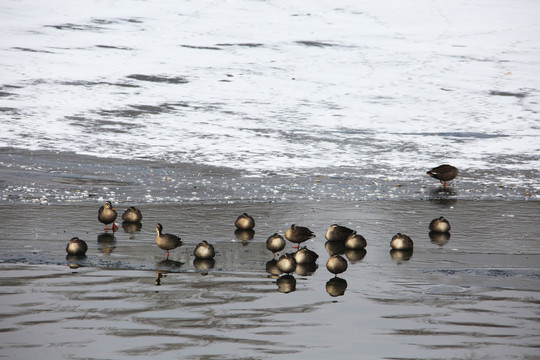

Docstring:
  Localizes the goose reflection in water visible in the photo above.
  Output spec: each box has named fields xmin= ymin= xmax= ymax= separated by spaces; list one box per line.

xmin=265 ymin=259 xmax=281 ymax=278
xmin=344 ymin=248 xmax=367 ymax=263
xmin=326 ymin=277 xmax=347 ymax=297
xmin=193 ymin=258 xmax=215 ymax=274
xmin=324 ymin=240 xmax=346 ymax=256
xmin=234 ymin=229 xmax=255 ymax=245
xmin=66 ymin=254 xmax=87 ymax=269
xmin=429 ymin=231 xmax=451 ymax=246
xmin=295 ymin=262 xmax=318 ymax=276
xmin=157 ymin=259 xmax=184 ymax=270
xmin=276 ymin=274 xmax=296 ymax=293
xmin=390 ymin=249 xmax=414 ymax=263
xmin=121 ymin=221 xmax=142 ymax=234
xmin=154 ymin=271 xmax=167 ymax=286
xmin=97 ymin=232 xmax=116 ymax=254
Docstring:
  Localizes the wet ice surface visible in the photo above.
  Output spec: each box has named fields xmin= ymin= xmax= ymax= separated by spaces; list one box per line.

xmin=1 ymin=201 xmax=539 ymax=359
xmin=0 ymin=148 xmax=538 ymax=205
xmin=1 ymin=0 xmax=540 ymax=184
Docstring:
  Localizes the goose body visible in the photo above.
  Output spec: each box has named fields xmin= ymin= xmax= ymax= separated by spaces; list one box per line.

xmin=66 ymin=237 xmax=88 ymax=256
xmin=390 ymin=233 xmax=414 ymax=250
xmin=285 ymin=224 xmax=316 ymax=248
xmin=344 ymin=231 xmax=367 ymax=249
xmin=266 ymin=233 xmax=286 ymax=255
xmin=427 ymin=164 xmax=458 ymax=187
xmin=193 ymin=240 xmax=215 ymax=259
xmin=155 ymin=223 xmax=183 ymax=259
xmin=325 ymin=224 xmax=354 ymax=242
xmin=294 ymin=248 xmax=319 ymax=264
xmin=122 ymin=206 xmax=142 ymax=223
xmin=235 ymin=213 xmax=255 ymax=230
xmin=98 ymin=201 xmax=118 ymax=231
xmin=326 ymin=254 xmax=348 ymax=276
xmin=276 ymin=253 xmax=297 ymax=274
xmin=429 ymin=216 xmax=451 ymax=233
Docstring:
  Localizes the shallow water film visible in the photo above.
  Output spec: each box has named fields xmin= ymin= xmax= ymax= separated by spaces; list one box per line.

xmin=1 ymin=201 xmax=539 ymax=359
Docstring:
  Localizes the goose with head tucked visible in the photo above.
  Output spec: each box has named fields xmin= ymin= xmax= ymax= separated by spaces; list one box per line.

xmin=429 ymin=216 xmax=451 ymax=233
xmin=344 ymin=231 xmax=367 ymax=249
xmin=390 ymin=233 xmax=413 ymax=250
xmin=66 ymin=237 xmax=88 ymax=256
xmin=235 ymin=213 xmax=255 ymax=230
xmin=122 ymin=206 xmax=142 ymax=223
xmin=325 ymin=224 xmax=354 ymax=242
xmin=266 ymin=233 xmax=286 ymax=257
xmin=326 ymin=254 xmax=348 ymax=276
xmin=193 ymin=240 xmax=215 ymax=260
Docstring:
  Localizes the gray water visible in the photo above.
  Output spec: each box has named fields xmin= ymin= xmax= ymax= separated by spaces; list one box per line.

xmin=1 ymin=200 xmax=539 ymax=359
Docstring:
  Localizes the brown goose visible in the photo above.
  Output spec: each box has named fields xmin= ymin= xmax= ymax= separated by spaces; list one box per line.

xmin=285 ymin=224 xmax=316 ymax=248
xmin=235 ymin=213 xmax=255 ymax=230
xmin=276 ymin=253 xmax=297 ymax=274
xmin=326 ymin=254 xmax=348 ymax=276
xmin=193 ymin=240 xmax=215 ymax=260
xmin=325 ymin=224 xmax=355 ymax=242
xmin=66 ymin=237 xmax=88 ymax=256
xmin=121 ymin=206 xmax=142 ymax=223
xmin=428 ymin=216 xmax=451 ymax=233
xmin=390 ymin=233 xmax=414 ymax=250
xmin=344 ymin=231 xmax=367 ymax=249
xmin=98 ymin=201 xmax=118 ymax=231
xmin=294 ymin=248 xmax=319 ymax=264
xmin=266 ymin=233 xmax=286 ymax=256
xmin=427 ymin=164 xmax=458 ymax=188
xmin=155 ymin=223 xmax=183 ymax=259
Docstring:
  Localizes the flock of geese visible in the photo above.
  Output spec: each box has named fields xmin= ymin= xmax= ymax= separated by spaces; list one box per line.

xmin=65 ymin=164 xmax=457 ymax=280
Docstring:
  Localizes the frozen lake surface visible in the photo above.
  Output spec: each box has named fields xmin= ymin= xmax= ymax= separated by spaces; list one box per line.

xmin=1 ymin=0 xmax=540 ymax=187
xmin=1 ymin=1 xmax=539 ymax=359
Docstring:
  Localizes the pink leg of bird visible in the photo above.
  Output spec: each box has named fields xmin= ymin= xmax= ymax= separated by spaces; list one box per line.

xmin=112 ymin=223 xmax=118 ymax=232
xmin=104 ymin=225 xmax=111 ymax=231
xmin=166 ymin=250 xmax=170 ymax=260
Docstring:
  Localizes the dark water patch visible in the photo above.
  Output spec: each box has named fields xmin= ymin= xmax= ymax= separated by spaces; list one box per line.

xmin=0 ymin=107 xmax=20 ymax=115
xmin=216 ymin=43 xmax=264 ymax=48
xmin=296 ymin=40 xmax=335 ymax=47
xmin=95 ymin=102 xmax=185 ymax=119
xmin=91 ymin=18 xmax=120 ymax=25
xmin=393 ymin=328 xmax=515 ymax=337
xmin=61 ymin=80 xmax=140 ymax=88
xmin=44 ymin=23 xmax=107 ymax=31
xmin=445 ymin=54 xmax=509 ymax=63
xmin=437 ymin=321 xmax=518 ymax=329
xmin=119 ymin=17 xmax=143 ymax=24
xmin=0 ymin=91 xmax=15 ymax=97
xmin=95 ymin=45 xmax=134 ymax=50
xmin=11 ymin=47 xmax=54 ymax=54
xmin=67 ymin=115 xmax=146 ymax=133
xmin=1 ymin=84 xmax=23 ymax=89
xmin=427 ymin=269 xmax=540 ymax=279
xmin=180 ymin=44 xmax=222 ymax=50
xmin=489 ymin=90 xmax=527 ymax=98
xmin=126 ymin=74 xmax=188 ymax=84
xmin=97 ymin=108 xmax=157 ymax=118
xmin=399 ymin=131 xmax=509 ymax=139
